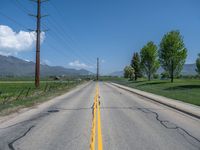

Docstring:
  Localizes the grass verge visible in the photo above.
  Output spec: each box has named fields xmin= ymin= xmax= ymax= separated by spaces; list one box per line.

xmin=0 ymin=80 xmax=85 ymax=115
xmin=104 ymin=77 xmax=200 ymax=106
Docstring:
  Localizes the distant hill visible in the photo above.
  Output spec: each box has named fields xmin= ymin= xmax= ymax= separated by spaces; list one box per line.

xmin=110 ymin=64 xmax=197 ymax=77
xmin=157 ymin=64 xmax=197 ymax=75
xmin=109 ymin=71 xmax=123 ymax=77
xmin=0 ymin=55 xmax=92 ymax=77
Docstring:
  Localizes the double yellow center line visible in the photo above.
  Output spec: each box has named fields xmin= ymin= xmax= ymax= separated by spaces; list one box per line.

xmin=90 ymin=83 xmax=103 ymax=150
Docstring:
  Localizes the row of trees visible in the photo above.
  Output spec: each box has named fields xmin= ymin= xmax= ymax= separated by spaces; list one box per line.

xmin=124 ymin=30 xmax=189 ymax=83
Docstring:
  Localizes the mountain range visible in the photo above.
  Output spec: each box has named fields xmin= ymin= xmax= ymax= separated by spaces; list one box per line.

xmin=0 ymin=55 xmax=92 ymax=77
xmin=110 ymin=64 xmax=197 ymax=77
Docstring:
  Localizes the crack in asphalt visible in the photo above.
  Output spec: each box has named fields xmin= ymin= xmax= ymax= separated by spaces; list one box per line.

xmin=0 ymin=113 xmax=49 ymax=130
xmin=137 ymin=107 xmax=200 ymax=149
xmin=52 ymin=107 xmax=92 ymax=111
xmin=8 ymin=125 xmax=35 ymax=150
xmin=47 ymin=109 xmax=59 ymax=113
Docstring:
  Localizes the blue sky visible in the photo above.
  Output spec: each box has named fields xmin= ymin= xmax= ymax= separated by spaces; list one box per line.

xmin=0 ymin=0 xmax=200 ymax=74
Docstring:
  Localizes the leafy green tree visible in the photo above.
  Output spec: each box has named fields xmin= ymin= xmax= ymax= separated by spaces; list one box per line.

xmin=161 ymin=71 xmax=169 ymax=79
xmin=159 ymin=30 xmax=187 ymax=83
xmin=140 ymin=41 xmax=160 ymax=81
xmin=131 ymin=52 xmax=141 ymax=80
xmin=196 ymin=53 xmax=200 ymax=75
xmin=124 ymin=66 xmax=134 ymax=80
xmin=124 ymin=66 xmax=129 ymax=78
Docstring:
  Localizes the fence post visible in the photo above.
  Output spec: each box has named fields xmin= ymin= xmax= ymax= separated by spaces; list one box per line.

xmin=26 ymin=88 xmax=31 ymax=97
xmin=16 ymin=89 xmax=24 ymax=101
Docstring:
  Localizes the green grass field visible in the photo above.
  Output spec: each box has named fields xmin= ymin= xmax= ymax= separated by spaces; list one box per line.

xmin=0 ymin=80 xmax=83 ymax=115
xmin=104 ymin=77 xmax=200 ymax=106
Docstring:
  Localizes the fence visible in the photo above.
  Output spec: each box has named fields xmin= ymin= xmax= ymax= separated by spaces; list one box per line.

xmin=0 ymin=80 xmax=82 ymax=107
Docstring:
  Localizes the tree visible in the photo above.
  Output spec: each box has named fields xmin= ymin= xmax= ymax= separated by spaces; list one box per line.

xmin=124 ymin=66 xmax=134 ymax=80
xmin=159 ymin=30 xmax=187 ymax=83
xmin=124 ymin=66 xmax=129 ymax=78
xmin=140 ymin=41 xmax=159 ymax=81
xmin=131 ymin=52 xmax=141 ymax=81
xmin=161 ymin=71 xmax=169 ymax=79
xmin=196 ymin=53 xmax=200 ymax=75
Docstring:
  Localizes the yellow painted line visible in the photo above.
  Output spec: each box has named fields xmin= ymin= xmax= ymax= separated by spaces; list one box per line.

xmin=90 ymin=105 xmax=95 ymax=149
xmin=90 ymin=84 xmax=98 ymax=150
xmin=90 ymin=83 xmax=103 ymax=150
xmin=97 ymin=84 xmax=103 ymax=150
xmin=90 ymin=96 xmax=97 ymax=150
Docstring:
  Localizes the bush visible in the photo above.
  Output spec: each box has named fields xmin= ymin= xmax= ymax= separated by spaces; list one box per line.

xmin=153 ymin=74 xmax=159 ymax=79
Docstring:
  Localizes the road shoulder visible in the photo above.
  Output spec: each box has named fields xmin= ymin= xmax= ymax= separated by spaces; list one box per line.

xmin=108 ymin=82 xmax=200 ymax=119
xmin=0 ymin=82 xmax=92 ymax=127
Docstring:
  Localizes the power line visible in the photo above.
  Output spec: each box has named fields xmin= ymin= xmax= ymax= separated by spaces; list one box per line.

xmin=41 ymin=26 xmax=95 ymax=67
xmin=43 ymin=33 xmax=72 ymax=59
xmin=41 ymin=4 xmax=96 ymax=65
xmin=11 ymin=0 xmax=32 ymax=14
xmin=45 ymin=17 xmax=73 ymax=45
xmin=39 ymin=1 xmax=96 ymax=65
xmin=3 ymin=0 xmax=95 ymax=72
xmin=42 ymin=22 xmax=95 ymax=66
xmin=42 ymin=42 xmax=70 ymax=60
xmin=0 ymin=11 xmax=28 ymax=30
xmin=9 ymin=0 xmax=95 ymax=67
xmin=49 ymin=0 xmax=73 ymax=41
xmin=45 ymin=17 xmax=96 ymax=66
xmin=1 ymin=1 xmax=92 ymax=68
xmin=43 ymin=15 xmax=96 ymax=65
xmin=9 ymin=0 xmax=36 ymax=28
xmin=48 ymin=1 xmax=97 ymax=64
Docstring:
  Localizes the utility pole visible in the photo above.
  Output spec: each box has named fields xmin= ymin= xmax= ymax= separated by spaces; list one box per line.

xmin=97 ymin=57 xmax=99 ymax=81
xmin=35 ymin=0 xmax=41 ymax=88
xmin=30 ymin=0 xmax=48 ymax=88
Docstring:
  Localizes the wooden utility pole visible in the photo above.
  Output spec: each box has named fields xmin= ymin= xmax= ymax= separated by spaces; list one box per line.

xmin=30 ymin=0 xmax=48 ymax=87
xmin=97 ymin=57 xmax=99 ymax=81
xmin=35 ymin=0 xmax=41 ymax=88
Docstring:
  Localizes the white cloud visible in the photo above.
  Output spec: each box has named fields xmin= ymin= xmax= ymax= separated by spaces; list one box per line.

xmin=0 ymin=25 xmax=45 ymax=55
xmin=41 ymin=59 xmax=51 ymax=65
xmin=69 ymin=60 xmax=93 ymax=69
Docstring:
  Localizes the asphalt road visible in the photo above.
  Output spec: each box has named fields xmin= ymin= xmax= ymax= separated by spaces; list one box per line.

xmin=0 ymin=82 xmax=200 ymax=150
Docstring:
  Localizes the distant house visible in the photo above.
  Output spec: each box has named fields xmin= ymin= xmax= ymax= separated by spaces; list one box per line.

xmin=54 ymin=76 xmax=60 ymax=80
